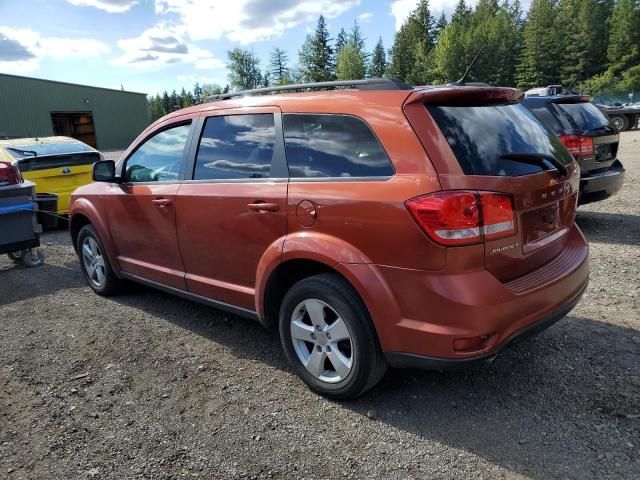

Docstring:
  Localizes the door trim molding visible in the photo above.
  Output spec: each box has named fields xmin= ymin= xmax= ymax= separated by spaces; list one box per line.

xmin=119 ymin=271 xmax=260 ymax=321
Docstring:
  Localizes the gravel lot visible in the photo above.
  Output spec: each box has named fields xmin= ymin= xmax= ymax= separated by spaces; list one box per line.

xmin=1 ymin=132 xmax=639 ymax=480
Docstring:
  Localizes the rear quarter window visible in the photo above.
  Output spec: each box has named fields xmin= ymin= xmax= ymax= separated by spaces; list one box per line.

xmin=428 ymin=104 xmax=573 ymax=176
xmin=283 ymin=114 xmax=394 ymax=178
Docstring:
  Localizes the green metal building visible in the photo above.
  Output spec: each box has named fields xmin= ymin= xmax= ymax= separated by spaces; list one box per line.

xmin=0 ymin=73 xmax=150 ymax=150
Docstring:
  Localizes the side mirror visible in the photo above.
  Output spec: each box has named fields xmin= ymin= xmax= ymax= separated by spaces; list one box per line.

xmin=93 ymin=160 xmax=117 ymax=182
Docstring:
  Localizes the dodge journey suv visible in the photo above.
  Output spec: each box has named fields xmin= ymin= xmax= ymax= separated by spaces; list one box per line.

xmin=70 ymin=79 xmax=589 ymax=399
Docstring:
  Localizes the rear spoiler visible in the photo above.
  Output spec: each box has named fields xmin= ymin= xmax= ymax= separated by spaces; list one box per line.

xmin=548 ymin=95 xmax=592 ymax=104
xmin=405 ymin=86 xmax=524 ymax=107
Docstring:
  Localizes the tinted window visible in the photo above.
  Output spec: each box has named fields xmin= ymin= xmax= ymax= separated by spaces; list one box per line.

xmin=428 ymin=104 xmax=574 ymax=176
xmin=194 ymin=114 xmax=275 ymax=180
xmin=4 ymin=141 xmax=94 ymax=159
xmin=532 ymin=103 xmax=609 ymax=133
xmin=125 ymin=123 xmax=190 ymax=183
xmin=17 ymin=152 xmax=100 ymax=172
xmin=283 ymin=114 xmax=394 ymax=178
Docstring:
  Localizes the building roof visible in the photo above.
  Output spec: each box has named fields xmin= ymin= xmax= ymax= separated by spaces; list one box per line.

xmin=0 ymin=73 xmax=147 ymax=96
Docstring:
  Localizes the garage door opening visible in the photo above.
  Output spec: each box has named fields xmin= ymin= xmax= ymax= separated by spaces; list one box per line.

xmin=51 ymin=112 xmax=97 ymax=148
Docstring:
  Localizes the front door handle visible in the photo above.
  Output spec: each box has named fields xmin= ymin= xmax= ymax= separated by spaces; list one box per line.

xmin=152 ymin=198 xmax=172 ymax=207
xmin=248 ymin=202 xmax=279 ymax=212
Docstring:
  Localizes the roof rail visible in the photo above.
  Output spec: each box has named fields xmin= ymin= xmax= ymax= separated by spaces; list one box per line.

xmin=205 ymin=77 xmax=413 ymax=102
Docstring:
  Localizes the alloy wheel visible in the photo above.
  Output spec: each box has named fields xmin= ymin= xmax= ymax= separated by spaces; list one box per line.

xmin=81 ymin=236 xmax=106 ymax=288
xmin=290 ymin=299 xmax=354 ymax=383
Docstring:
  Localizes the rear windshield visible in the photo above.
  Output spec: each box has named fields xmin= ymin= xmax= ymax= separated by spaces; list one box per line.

xmin=529 ymin=102 xmax=611 ymax=133
xmin=17 ymin=152 xmax=100 ymax=172
xmin=427 ymin=104 xmax=574 ymax=176
xmin=4 ymin=142 xmax=94 ymax=159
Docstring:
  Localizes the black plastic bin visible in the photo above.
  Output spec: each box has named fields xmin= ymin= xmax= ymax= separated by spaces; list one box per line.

xmin=36 ymin=193 xmax=59 ymax=229
xmin=0 ymin=180 xmax=41 ymax=254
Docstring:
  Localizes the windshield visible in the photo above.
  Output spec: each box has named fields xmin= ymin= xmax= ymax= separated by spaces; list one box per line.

xmin=427 ymin=104 xmax=574 ymax=176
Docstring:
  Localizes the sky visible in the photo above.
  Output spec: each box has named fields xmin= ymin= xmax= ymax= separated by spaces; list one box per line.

xmin=0 ymin=0 xmax=487 ymax=96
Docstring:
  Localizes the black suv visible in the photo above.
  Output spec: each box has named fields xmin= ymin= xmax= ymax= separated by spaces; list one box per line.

xmin=522 ymin=95 xmax=625 ymax=204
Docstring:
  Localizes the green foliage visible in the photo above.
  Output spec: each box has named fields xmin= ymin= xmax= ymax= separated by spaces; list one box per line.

xmin=269 ymin=48 xmax=290 ymax=86
xmin=369 ymin=37 xmax=387 ymax=78
xmin=227 ymin=48 xmax=262 ymax=90
xmin=336 ymin=42 xmax=366 ymax=80
xmin=299 ymin=15 xmax=335 ymax=82
xmin=607 ymin=0 xmax=640 ymax=72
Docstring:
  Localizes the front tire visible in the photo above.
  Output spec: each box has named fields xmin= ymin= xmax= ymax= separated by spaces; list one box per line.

xmin=77 ymin=224 xmax=122 ymax=296
xmin=279 ymin=273 xmax=387 ymax=400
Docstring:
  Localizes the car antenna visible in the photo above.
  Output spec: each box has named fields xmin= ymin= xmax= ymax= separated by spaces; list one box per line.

xmin=449 ymin=45 xmax=485 ymax=86
xmin=561 ymin=77 xmax=579 ymax=95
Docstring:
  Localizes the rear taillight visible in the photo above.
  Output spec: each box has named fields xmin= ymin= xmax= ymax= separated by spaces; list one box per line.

xmin=559 ymin=135 xmax=594 ymax=157
xmin=406 ymin=191 xmax=516 ymax=246
xmin=0 ymin=162 xmax=23 ymax=186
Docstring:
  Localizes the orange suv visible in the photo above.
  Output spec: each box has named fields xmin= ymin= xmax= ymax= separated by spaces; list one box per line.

xmin=70 ymin=79 xmax=589 ymax=399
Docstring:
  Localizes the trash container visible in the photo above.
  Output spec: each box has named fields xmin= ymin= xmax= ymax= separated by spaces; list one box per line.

xmin=36 ymin=193 xmax=58 ymax=229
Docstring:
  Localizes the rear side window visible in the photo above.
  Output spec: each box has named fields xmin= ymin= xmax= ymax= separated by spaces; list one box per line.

xmin=194 ymin=114 xmax=275 ymax=180
xmin=428 ymin=104 xmax=574 ymax=176
xmin=530 ymin=102 xmax=610 ymax=133
xmin=283 ymin=114 xmax=394 ymax=178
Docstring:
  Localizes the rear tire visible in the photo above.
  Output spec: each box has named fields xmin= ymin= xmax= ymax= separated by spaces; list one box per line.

xmin=77 ymin=224 xmax=122 ymax=296
xmin=279 ymin=273 xmax=387 ymax=400
xmin=610 ymin=114 xmax=629 ymax=132
xmin=23 ymin=248 xmax=45 ymax=268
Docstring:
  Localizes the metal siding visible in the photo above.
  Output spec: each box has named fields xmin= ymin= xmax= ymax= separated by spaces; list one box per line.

xmin=0 ymin=74 xmax=150 ymax=150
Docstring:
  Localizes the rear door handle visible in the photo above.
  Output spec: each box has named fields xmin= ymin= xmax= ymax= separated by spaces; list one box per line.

xmin=152 ymin=198 xmax=172 ymax=207
xmin=248 ymin=202 xmax=279 ymax=212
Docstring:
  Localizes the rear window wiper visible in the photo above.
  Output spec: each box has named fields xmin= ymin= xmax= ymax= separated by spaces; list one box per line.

xmin=500 ymin=153 xmax=567 ymax=176
xmin=6 ymin=147 xmax=38 ymax=157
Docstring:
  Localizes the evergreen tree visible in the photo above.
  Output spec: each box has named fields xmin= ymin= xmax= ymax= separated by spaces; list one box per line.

xmin=149 ymin=94 xmax=166 ymax=122
xmin=336 ymin=42 xmax=366 ymax=80
xmin=169 ymin=90 xmax=179 ymax=111
xmin=434 ymin=12 xmax=448 ymax=39
xmin=430 ymin=22 xmax=467 ymax=83
xmin=607 ymin=0 xmax=640 ymax=72
xmin=299 ymin=15 xmax=335 ymax=82
xmin=227 ymin=48 xmax=262 ymax=90
xmin=516 ymin=0 xmax=564 ymax=89
xmin=334 ymin=28 xmax=348 ymax=58
xmin=349 ymin=19 xmax=367 ymax=54
xmin=161 ymin=91 xmax=171 ymax=113
xmin=269 ymin=48 xmax=290 ymax=85
xmin=369 ymin=37 xmax=387 ymax=77
xmin=193 ymin=83 xmax=203 ymax=104
xmin=451 ymin=0 xmax=472 ymax=25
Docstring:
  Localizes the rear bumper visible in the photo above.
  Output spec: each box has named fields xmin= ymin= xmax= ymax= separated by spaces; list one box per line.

xmin=579 ymin=160 xmax=624 ymax=204
xmin=361 ymin=224 xmax=589 ymax=364
xmin=385 ymin=282 xmax=586 ymax=369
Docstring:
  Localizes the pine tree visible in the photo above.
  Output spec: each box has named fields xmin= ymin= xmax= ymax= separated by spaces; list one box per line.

xmin=269 ymin=48 xmax=290 ymax=85
xmin=336 ymin=42 xmax=366 ymax=80
xmin=516 ymin=0 xmax=564 ymax=89
xmin=334 ymin=28 xmax=348 ymax=58
xmin=193 ymin=83 xmax=203 ymax=104
xmin=349 ymin=19 xmax=367 ymax=55
xmin=434 ymin=12 xmax=448 ymax=39
xmin=607 ymin=0 xmax=640 ymax=72
xmin=369 ymin=37 xmax=387 ymax=77
xmin=299 ymin=15 xmax=335 ymax=82
xmin=149 ymin=94 xmax=166 ymax=122
xmin=227 ymin=48 xmax=262 ymax=90
xmin=451 ymin=0 xmax=472 ymax=25
xmin=161 ymin=91 xmax=171 ymax=112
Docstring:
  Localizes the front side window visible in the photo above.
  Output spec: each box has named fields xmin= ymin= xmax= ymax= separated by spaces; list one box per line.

xmin=194 ymin=114 xmax=276 ymax=180
xmin=124 ymin=123 xmax=191 ymax=182
xmin=283 ymin=114 xmax=394 ymax=178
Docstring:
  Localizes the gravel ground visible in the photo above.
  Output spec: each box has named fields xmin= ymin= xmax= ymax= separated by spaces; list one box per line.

xmin=1 ymin=132 xmax=639 ymax=480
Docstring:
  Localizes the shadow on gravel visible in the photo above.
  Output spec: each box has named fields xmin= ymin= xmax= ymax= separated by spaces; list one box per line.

xmin=576 ymin=211 xmax=640 ymax=246
xmin=108 ymin=286 xmax=640 ymax=479
xmin=0 ymin=262 xmax=86 ymax=306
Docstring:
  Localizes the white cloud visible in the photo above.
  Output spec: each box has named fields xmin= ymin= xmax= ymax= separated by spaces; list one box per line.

xmin=154 ymin=0 xmax=361 ymax=45
xmin=66 ymin=0 xmax=138 ymax=13
xmin=0 ymin=26 xmax=110 ymax=73
xmin=112 ymin=23 xmax=224 ymax=69
xmin=358 ymin=12 xmax=374 ymax=22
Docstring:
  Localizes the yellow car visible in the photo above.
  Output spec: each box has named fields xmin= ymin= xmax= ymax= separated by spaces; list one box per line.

xmin=0 ymin=137 xmax=101 ymax=214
